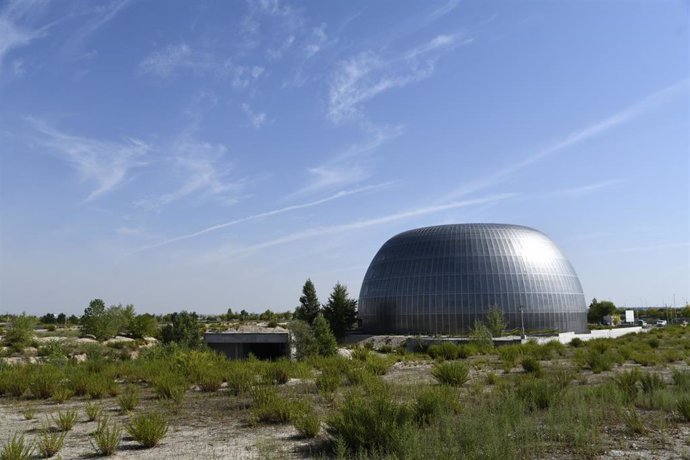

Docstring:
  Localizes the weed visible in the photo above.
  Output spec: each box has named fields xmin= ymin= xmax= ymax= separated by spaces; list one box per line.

xmin=672 ymin=369 xmax=690 ymax=390
xmin=52 ymin=409 xmax=78 ymax=432
xmin=21 ymin=408 xmax=35 ymax=420
xmin=413 ymin=386 xmax=457 ymax=425
xmin=639 ymin=372 xmax=665 ymax=394
xmin=316 ymin=370 xmax=341 ymax=395
xmin=117 ymin=385 xmax=139 ymax=412
xmin=521 ymin=356 xmax=543 ymax=375
xmin=29 ymin=365 xmax=61 ymax=399
xmin=85 ymin=403 xmax=103 ymax=422
xmin=51 ymin=386 xmax=72 ymax=404
xmin=36 ymin=430 xmax=66 ymax=458
xmin=677 ymin=397 xmax=690 ymax=422
xmin=612 ymin=369 xmax=639 ymax=403
xmin=197 ymin=369 xmax=223 ymax=392
xmin=0 ymin=433 xmax=33 ymax=460
xmin=431 ymin=362 xmax=469 ymax=386
xmin=126 ymin=412 xmax=169 ymax=448
xmin=364 ymin=354 xmax=392 ymax=376
xmin=90 ymin=420 xmax=121 ymax=456
xmin=621 ymin=409 xmax=645 ymax=434
xmin=427 ymin=342 xmax=459 ymax=360
xmin=569 ymin=337 xmax=584 ymax=348
xmin=486 ymin=371 xmax=498 ymax=385
xmin=515 ymin=377 xmax=561 ymax=411
xmin=293 ymin=409 xmax=320 ymax=438
xmin=250 ymin=386 xmax=294 ymax=424
xmin=226 ymin=367 xmax=254 ymax=396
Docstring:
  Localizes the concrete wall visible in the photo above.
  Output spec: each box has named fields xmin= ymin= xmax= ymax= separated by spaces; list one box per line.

xmin=530 ymin=326 xmax=644 ymax=345
xmin=204 ymin=332 xmax=290 ymax=360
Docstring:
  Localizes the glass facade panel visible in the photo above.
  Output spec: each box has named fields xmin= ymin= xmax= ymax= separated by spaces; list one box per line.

xmin=359 ymin=223 xmax=588 ymax=334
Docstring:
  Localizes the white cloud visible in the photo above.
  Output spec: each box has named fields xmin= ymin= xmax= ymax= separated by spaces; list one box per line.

xmin=0 ymin=1 xmax=48 ymax=73
xmin=557 ymin=179 xmax=623 ymax=197
xmin=240 ymin=103 xmax=266 ymax=129
xmin=447 ymin=79 xmax=690 ymax=200
xmin=291 ymin=124 xmax=403 ymax=197
xmin=134 ymin=136 xmax=241 ymax=210
xmin=223 ymin=193 xmax=514 ymax=257
xmin=131 ymin=182 xmax=393 ymax=253
xmin=427 ymin=0 xmax=461 ymax=23
xmin=139 ymin=43 xmax=210 ymax=77
xmin=328 ymin=33 xmax=468 ymax=123
xmin=28 ymin=118 xmax=149 ymax=201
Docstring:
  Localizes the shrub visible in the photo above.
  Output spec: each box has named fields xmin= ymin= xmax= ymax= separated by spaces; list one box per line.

xmin=427 ymin=342 xmax=459 ymax=360
xmin=288 ymin=320 xmax=318 ymax=360
xmin=344 ymin=366 xmax=368 ymax=386
xmin=153 ymin=373 xmax=187 ymax=401
xmin=639 ymin=372 xmax=665 ymax=394
xmin=250 ymin=386 xmax=293 ymax=424
xmin=413 ymin=386 xmax=456 ymax=425
xmin=621 ymin=409 xmax=645 ymax=434
xmin=36 ymin=430 xmax=66 ymax=458
xmin=51 ymin=386 xmax=73 ymax=404
xmin=377 ymin=344 xmax=393 ymax=354
xmin=86 ymin=374 xmax=115 ymax=400
xmin=647 ymin=337 xmax=660 ymax=349
xmin=226 ymin=367 xmax=254 ymax=396
xmin=126 ymin=412 xmax=169 ymax=448
xmin=90 ymin=420 xmax=121 ymax=456
xmin=161 ymin=311 xmax=203 ymax=348
xmin=498 ymin=344 xmax=523 ymax=372
xmin=612 ymin=369 xmax=640 ymax=402
xmin=197 ymin=369 xmax=223 ymax=392
xmin=677 ymin=397 xmax=690 ymax=422
xmin=364 ymin=354 xmax=392 ymax=376
xmin=584 ymin=349 xmax=614 ymax=373
xmin=316 ymin=370 xmax=341 ymax=395
xmin=515 ymin=377 xmax=561 ymax=411
xmin=672 ymin=369 xmax=690 ymax=390
xmin=85 ymin=403 xmax=103 ymax=422
xmin=431 ymin=362 xmax=470 ymax=386
xmin=117 ymin=386 xmax=139 ymax=413
xmin=521 ymin=356 xmax=542 ymax=375
xmin=4 ymin=315 xmax=36 ymax=351
xmin=570 ymin=337 xmax=584 ymax=348
xmin=486 ymin=372 xmax=498 ymax=385
xmin=326 ymin=389 xmax=414 ymax=455
xmin=69 ymin=370 xmax=90 ymax=397
xmin=52 ymin=409 xmax=78 ymax=432
xmin=0 ymin=433 xmax=33 ymax=460
xmin=313 ymin=313 xmax=337 ymax=357
xmin=262 ymin=361 xmax=290 ymax=385
xmin=29 ymin=365 xmax=62 ymax=399
xmin=293 ymin=409 xmax=320 ymax=438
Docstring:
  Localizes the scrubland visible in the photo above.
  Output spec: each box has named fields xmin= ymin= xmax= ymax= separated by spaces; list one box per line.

xmin=1 ymin=326 xmax=689 ymax=459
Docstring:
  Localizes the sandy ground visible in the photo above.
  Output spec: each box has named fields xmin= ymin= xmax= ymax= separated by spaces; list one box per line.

xmin=0 ymin=390 xmax=317 ymax=459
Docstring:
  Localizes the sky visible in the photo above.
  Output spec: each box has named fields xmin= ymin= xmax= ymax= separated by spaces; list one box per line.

xmin=0 ymin=0 xmax=688 ymax=316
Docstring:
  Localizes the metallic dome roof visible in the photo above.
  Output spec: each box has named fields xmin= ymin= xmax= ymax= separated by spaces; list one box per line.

xmin=358 ymin=223 xmax=587 ymax=334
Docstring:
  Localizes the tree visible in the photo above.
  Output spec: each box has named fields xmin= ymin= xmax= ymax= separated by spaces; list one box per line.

xmin=587 ymin=298 xmax=617 ymax=323
xmin=128 ymin=314 xmax=159 ymax=339
xmin=288 ymin=320 xmax=318 ymax=360
xmin=4 ymin=314 xmax=36 ymax=350
xmin=40 ymin=313 xmax=56 ymax=324
xmin=485 ymin=306 xmax=506 ymax=337
xmin=80 ymin=299 xmax=121 ymax=340
xmin=161 ymin=311 xmax=203 ymax=348
xmin=469 ymin=319 xmax=494 ymax=349
xmin=56 ymin=313 xmax=67 ymax=326
xmin=322 ymin=282 xmax=357 ymax=340
xmin=294 ymin=278 xmax=320 ymax=325
xmin=312 ymin=313 xmax=337 ymax=357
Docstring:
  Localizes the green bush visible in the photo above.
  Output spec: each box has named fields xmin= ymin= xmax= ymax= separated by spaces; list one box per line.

xmin=250 ymin=386 xmax=294 ymax=424
xmin=0 ymin=433 xmax=33 ymax=460
xmin=22 ymin=408 xmax=35 ymax=420
xmin=569 ymin=337 xmax=584 ymax=347
xmin=427 ymin=342 xmax=459 ymax=360
xmin=431 ymin=362 xmax=470 ymax=386
xmin=29 ymin=365 xmax=62 ymax=399
xmin=126 ymin=412 xmax=169 ymax=448
xmin=153 ymin=373 xmax=187 ymax=401
xmin=326 ymin=389 xmax=414 ymax=455
xmin=293 ymin=409 xmax=320 ymax=438
xmin=612 ymin=369 xmax=640 ymax=402
xmin=621 ymin=409 xmax=645 ymax=434
xmin=226 ymin=366 xmax=254 ymax=396
xmin=498 ymin=344 xmax=523 ymax=371
xmin=514 ymin=377 xmax=561 ymax=411
xmin=582 ymin=349 xmax=614 ymax=373
xmin=639 ymin=372 xmax=665 ymax=394
xmin=672 ymin=369 xmax=690 ymax=390
xmin=52 ymin=409 xmax=78 ymax=432
xmin=262 ymin=360 xmax=290 ymax=385
xmin=4 ymin=315 xmax=36 ymax=351
xmin=85 ymin=403 xmax=103 ymax=422
xmin=364 ymin=354 xmax=392 ymax=376
xmin=90 ymin=420 xmax=121 ymax=456
xmin=316 ymin=369 xmax=341 ymax=395
xmin=117 ymin=385 xmax=139 ymax=412
xmin=521 ymin=357 xmax=542 ymax=375
xmin=677 ymin=397 xmax=690 ymax=422
xmin=86 ymin=374 xmax=116 ymax=399
xmin=197 ymin=368 xmax=223 ymax=392
xmin=36 ymin=430 xmax=66 ymax=458
xmin=51 ymin=386 xmax=73 ymax=404
xmin=413 ymin=386 xmax=457 ymax=425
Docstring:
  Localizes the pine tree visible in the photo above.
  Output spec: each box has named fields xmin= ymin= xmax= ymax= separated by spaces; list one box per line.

xmin=312 ymin=313 xmax=337 ymax=356
xmin=322 ymin=282 xmax=357 ymax=339
xmin=294 ymin=278 xmax=320 ymax=325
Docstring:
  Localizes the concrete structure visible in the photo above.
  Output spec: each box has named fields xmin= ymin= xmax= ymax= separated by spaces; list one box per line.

xmin=204 ymin=327 xmax=290 ymax=360
xmin=359 ymin=223 xmax=588 ymax=335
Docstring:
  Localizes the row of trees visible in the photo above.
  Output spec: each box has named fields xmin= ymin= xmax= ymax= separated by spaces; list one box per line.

xmin=80 ymin=299 xmax=158 ymax=340
xmin=293 ymin=279 xmax=357 ymax=339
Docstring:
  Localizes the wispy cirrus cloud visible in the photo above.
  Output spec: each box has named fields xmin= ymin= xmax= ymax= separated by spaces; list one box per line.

xmin=28 ymin=117 xmax=149 ymax=202
xmin=327 ymin=32 xmax=471 ymax=123
xmin=134 ymin=135 xmax=242 ymax=210
xmin=0 ymin=0 xmax=49 ymax=73
xmin=220 ymin=193 xmax=514 ymax=257
xmin=131 ymin=182 xmax=393 ymax=254
xmin=447 ymin=79 xmax=690 ymax=200
xmin=557 ymin=179 xmax=624 ymax=197
xmin=241 ymin=103 xmax=267 ymax=129
xmin=291 ymin=124 xmax=403 ymax=197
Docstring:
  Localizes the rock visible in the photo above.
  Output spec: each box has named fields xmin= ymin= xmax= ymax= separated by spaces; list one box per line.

xmin=337 ymin=348 xmax=353 ymax=359
xmin=72 ymin=353 xmax=87 ymax=363
xmin=76 ymin=337 xmax=98 ymax=344
xmin=105 ymin=336 xmax=135 ymax=345
xmin=23 ymin=347 xmax=38 ymax=357
xmin=83 ymin=334 xmax=98 ymax=340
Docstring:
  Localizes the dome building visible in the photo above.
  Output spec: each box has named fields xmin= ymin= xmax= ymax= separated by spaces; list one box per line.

xmin=358 ymin=223 xmax=587 ymax=335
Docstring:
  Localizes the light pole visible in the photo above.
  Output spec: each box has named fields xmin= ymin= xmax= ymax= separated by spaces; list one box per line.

xmin=519 ymin=305 xmax=525 ymax=340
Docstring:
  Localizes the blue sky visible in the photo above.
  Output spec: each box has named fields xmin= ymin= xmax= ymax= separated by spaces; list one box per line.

xmin=0 ymin=0 xmax=688 ymax=315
